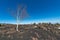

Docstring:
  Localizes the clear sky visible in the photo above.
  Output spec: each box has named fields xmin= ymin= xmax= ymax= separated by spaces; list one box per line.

xmin=0 ymin=0 xmax=60 ymax=24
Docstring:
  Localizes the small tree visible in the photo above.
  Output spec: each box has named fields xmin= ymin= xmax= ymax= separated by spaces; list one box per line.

xmin=0 ymin=24 xmax=1 ymax=26
xmin=33 ymin=23 xmax=36 ymax=26
xmin=8 ymin=5 xmax=29 ymax=31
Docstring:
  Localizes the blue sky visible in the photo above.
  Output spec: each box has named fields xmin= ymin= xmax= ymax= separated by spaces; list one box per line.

xmin=0 ymin=0 xmax=60 ymax=24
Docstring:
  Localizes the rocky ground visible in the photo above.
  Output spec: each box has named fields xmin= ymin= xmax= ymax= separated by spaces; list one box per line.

xmin=0 ymin=23 xmax=60 ymax=40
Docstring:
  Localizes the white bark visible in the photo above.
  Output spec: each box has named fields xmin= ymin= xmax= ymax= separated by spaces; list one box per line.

xmin=16 ymin=8 xmax=19 ymax=31
xmin=16 ymin=19 xmax=18 ymax=31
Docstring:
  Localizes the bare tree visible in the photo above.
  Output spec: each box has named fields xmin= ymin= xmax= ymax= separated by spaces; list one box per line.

xmin=8 ymin=5 xmax=29 ymax=31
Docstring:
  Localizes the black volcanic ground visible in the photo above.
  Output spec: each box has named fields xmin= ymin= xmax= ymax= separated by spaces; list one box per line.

xmin=0 ymin=23 xmax=60 ymax=40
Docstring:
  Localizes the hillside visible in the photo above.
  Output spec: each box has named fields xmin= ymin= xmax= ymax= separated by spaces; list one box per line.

xmin=0 ymin=23 xmax=60 ymax=40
